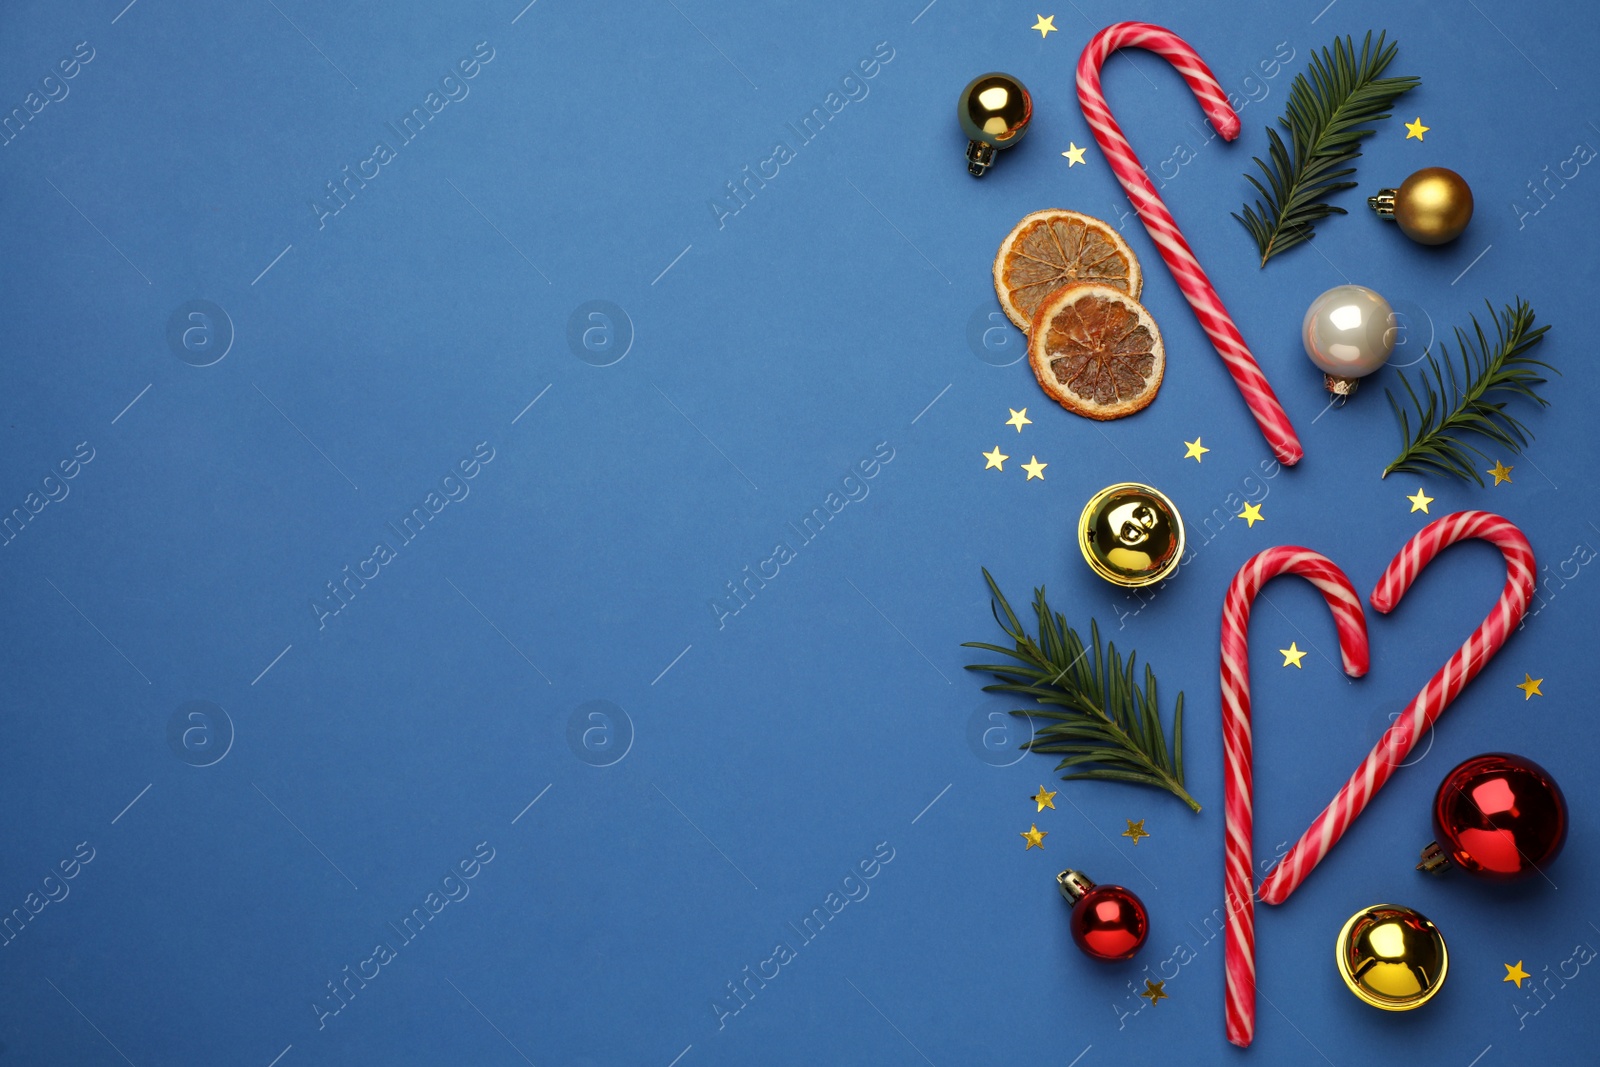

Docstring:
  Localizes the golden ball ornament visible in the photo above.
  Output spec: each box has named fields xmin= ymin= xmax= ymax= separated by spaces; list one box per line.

xmin=958 ymin=72 xmax=1032 ymax=177
xmin=1368 ymin=167 xmax=1474 ymax=245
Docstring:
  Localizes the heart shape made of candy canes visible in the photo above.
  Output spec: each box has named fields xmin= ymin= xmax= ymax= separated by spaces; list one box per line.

xmin=1221 ymin=511 xmax=1535 ymax=1047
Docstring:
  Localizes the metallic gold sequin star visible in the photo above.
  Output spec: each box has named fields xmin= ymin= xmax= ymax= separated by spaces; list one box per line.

xmin=1238 ymin=502 xmax=1264 ymax=528
xmin=1488 ymin=460 xmax=1514 ymax=485
xmin=1407 ymin=488 xmax=1433 ymax=513
xmin=1032 ymin=785 xmax=1057 ymax=812
xmin=1405 ymin=117 xmax=1429 ymax=141
xmin=1280 ymin=643 xmax=1306 ymax=669
xmin=1062 ymin=142 xmax=1087 ymax=166
xmin=1032 ymin=14 xmax=1057 ymax=37
xmin=1021 ymin=823 xmax=1047 ymax=849
xmin=1006 ymin=408 xmax=1032 ymax=432
xmin=1183 ymin=437 xmax=1209 ymax=462
xmin=1122 ymin=819 xmax=1149 ymax=845
xmin=1516 ymin=674 xmax=1543 ymax=700
xmin=983 ymin=446 xmax=1009 ymax=471
xmin=1504 ymin=961 xmax=1530 ymax=987
xmin=1022 ymin=456 xmax=1047 ymax=481
xmin=1140 ymin=979 xmax=1169 ymax=1005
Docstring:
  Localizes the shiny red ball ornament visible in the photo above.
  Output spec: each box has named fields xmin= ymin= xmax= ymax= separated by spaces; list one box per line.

xmin=1418 ymin=752 xmax=1567 ymax=881
xmin=1058 ymin=869 xmax=1149 ymax=961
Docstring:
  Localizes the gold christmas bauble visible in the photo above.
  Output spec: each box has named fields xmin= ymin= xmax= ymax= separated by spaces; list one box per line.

xmin=1368 ymin=167 xmax=1473 ymax=245
xmin=1334 ymin=903 xmax=1449 ymax=1011
xmin=958 ymin=72 xmax=1032 ymax=177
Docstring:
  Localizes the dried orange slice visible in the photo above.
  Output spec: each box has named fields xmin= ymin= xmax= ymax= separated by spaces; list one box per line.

xmin=1028 ymin=283 xmax=1164 ymax=420
xmin=993 ymin=209 xmax=1142 ymax=332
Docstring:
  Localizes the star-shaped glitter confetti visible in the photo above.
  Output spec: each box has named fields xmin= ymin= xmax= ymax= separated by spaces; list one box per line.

xmin=1238 ymin=502 xmax=1264 ymax=528
xmin=1183 ymin=437 xmax=1209 ymax=463
xmin=1280 ymin=643 xmax=1306 ymax=669
xmin=983 ymin=446 xmax=1009 ymax=471
xmin=1407 ymin=488 xmax=1433 ymax=514
xmin=1032 ymin=14 xmax=1057 ymax=37
xmin=1006 ymin=408 xmax=1032 ymax=432
xmin=1062 ymin=142 xmax=1087 ymax=166
xmin=1516 ymin=674 xmax=1543 ymax=700
xmin=1488 ymin=460 xmax=1514 ymax=485
xmin=1032 ymin=785 xmax=1057 ymax=812
xmin=1405 ymin=117 xmax=1430 ymax=141
xmin=1504 ymin=961 xmax=1531 ymax=987
xmin=1140 ymin=979 xmax=1169 ymax=1005
xmin=1022 ymin=456 xmax=1047 ymax=481
xmin=1021 ymin=824 xmax=1047 ymax=849
xmin=1122 ymin=819 xmax=1149 ymax=845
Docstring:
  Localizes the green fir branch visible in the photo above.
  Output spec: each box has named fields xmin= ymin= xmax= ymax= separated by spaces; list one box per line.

xmin=1383 ymin=298 xmax=1555 ymax=484
xmin=1234 ymin=31 xmax=1419 ymax=266
xmin=962 ymin=569 xmax=1198 ymax=812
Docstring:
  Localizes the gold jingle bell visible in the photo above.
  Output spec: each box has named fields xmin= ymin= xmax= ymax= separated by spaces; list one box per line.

xmin=1368 ymin=167 xmax=1474 ymax=245
xmin=1078 ymin=483 xmax=1185 ymax=588
xmin=1334 ymin=903 xmax=1449 ymax=1011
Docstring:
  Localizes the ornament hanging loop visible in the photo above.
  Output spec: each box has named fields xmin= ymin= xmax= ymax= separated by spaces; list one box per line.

xmin=1057 ymin=869 xmax=1096 ymax=901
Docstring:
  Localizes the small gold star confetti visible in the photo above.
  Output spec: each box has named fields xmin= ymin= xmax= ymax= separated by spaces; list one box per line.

xmin=1022 ymin=456 xmax=1047 ymax=481
xmin=1062 ymin=142 xmax=1087 ymax=166
xmin=1407 ymin=488 xmax=1433 ymax=514
xmin=1488 ymin=460 xmax=1514 ymax=485
xmin=1032 ymin=785 xmax=1057 ymax=811
xmin=1238 ymin=502 xmax=1264 ymax=528
xmin=1504 ymin=961 xmax=1530 ymax=988
xmin=1140 ymin=979 xmax=1169 ymax=1005
xmin=1183 ymin=437 xmax=1209 ymax=462
xmin=983 ymin=446 xmax=1009 ymax=471
xmin=1032 ymin=14 xmax=1057 ymax=37
xmin=1122 ymin=819 xmax=1149 ymax=845
xmin=1405 ymin=117 xmax=1429 ymax=141
xmin=1516 ymin=674 xmax=1543 ymax=700
xmin=1006 ymin=408 xmax=1032 ymax=432
xmin=1280 ymin=643 xmax=1307 ymax=669
xmin=1021 ymin=823 xmax=1047 ymax=849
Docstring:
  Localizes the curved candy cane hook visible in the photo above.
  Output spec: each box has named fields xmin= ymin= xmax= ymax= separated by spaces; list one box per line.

xmin=1259 ymin=511 xmax=1536 ymax=905
xmin=1220 ymin=548 xmax=1370 ymax=1047
xmin=1077 ymin=23 xmax=1304 ymax=466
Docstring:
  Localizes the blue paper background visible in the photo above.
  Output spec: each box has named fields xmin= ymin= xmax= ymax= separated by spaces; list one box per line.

xmin=2 ymin=0 xmax=1596 ymax=1063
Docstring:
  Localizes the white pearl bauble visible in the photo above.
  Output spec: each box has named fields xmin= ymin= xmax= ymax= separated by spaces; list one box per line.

xmin=1302 ymin=285 xmax=1396 ymax=379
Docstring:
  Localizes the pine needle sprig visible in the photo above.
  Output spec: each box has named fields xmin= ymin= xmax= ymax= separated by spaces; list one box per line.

xmin=1234 ymin=31 xmax=1419 ymax=266
xmin=1384 ymin=299 xmax=1554 ymax=484
xmin=963 ymin=569 xmax=1199 ymax=812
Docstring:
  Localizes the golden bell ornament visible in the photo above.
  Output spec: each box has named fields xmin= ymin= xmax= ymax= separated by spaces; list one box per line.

xmin=1077 ymin=483 xmax=1184 ymax=588
xmin=1368 ymin=167 xmax=1474 ymax=245
xmin=1334 ymin=903 xmax=1449 ymax=1011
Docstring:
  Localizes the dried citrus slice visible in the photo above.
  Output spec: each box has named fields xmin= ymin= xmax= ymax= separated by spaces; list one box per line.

xmin=993 ymin=209 xmax=1142 ymax=332
xmin=1028 ymin=283 xmax=1165 ymax=420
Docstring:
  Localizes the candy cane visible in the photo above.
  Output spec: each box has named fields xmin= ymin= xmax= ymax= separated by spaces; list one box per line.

xmin=1220 ymin=548 xmax=1369 ymax=1047
xmin=1258 ymin=511 xmax=1536 ymax=905
xmin=1077 ymin=23 xmax=1303 ymax=466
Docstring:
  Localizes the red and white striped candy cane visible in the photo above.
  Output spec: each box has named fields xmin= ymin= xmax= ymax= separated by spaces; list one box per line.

xmin=1258 ymin=511 xmax=1536 ymax=905
xmin=1221 ymin=548 xmax=1369 ymax=1047
xmin=1077 ymin=23 xmax=1303 ymax=466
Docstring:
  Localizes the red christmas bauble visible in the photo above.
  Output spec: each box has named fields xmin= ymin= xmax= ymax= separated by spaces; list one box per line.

xmin=1060 ymin=871 xmax=1148 ymax=961
xmin=1429 ymin=752 xmax=1567 ymax=881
